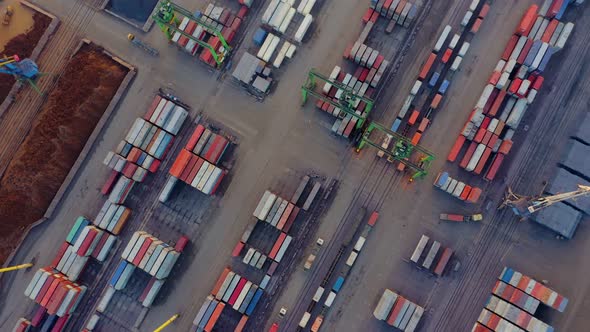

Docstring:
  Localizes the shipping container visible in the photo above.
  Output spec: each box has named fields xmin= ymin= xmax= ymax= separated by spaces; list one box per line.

xmin=434 ymin=25 xmax=452 ymax=53
xmin=516 ymin=5 xmax=538 ymax=35
xmin=299 ymin=312 xmax=312 ymax=328
xmin=422 ymin=241 xmax=441 ymax=269
xmin=410 ymin=235 xmax=429 ymax=263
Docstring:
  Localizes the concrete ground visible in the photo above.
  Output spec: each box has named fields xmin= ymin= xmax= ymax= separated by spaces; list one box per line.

xmin=0 ymin=0 xmax=589 ymax=332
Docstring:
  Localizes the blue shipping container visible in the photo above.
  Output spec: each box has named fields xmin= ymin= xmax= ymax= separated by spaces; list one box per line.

xmin=122 ymin=142 xmax=133 ymax=157
xmin=198 ymin=300 xmax=218 ymax=329
xmin=245 ymin=289 xmax=264 ymax=316
xmin=155 ymin=134 xmax=173 ymax=159
xmin=555 ymin=1 xmax=569 ymax=20
xmin=333 ymin=276 xmax=345 ymax=293
xmin=253 ymin=28 xmax=268 ymax=46
xmin=429 ymin=72 xmax=440 ymax=87
xmin=439 ymin=80 xmax=450 ymax=94
xmin=537 ymin=47 xmax=556 ymax=73
xmin=391 ymin=118 xmax=402 ymax=133
xmin=110 ymin=261 xmax=127 ymax=287
xmin=524 ymin=40 xmax=542 ymax=67
xmin=40 ymin=314 xmax=57 ymax=332
xmin=500 ymin=267 xmax=514 ymax=283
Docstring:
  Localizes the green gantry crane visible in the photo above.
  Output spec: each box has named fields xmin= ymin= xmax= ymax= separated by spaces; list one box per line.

xmin=358 ymin=121 xmax=435 ymax=179
xmin=302 ymin=69 xmax=375 ymax=129
xmin=153 ymin=1 xmax=231 ymax=66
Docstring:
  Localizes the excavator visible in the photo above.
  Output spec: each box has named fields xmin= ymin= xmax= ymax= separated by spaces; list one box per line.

xmin=0 ymin=54 xmax=42 ymax=94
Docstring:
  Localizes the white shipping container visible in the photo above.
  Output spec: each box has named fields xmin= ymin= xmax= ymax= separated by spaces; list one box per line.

xmin=29 ymin=271 xmax=51 ymax=300
xmin=506 ymin=98 xmax=528 ymax=129
xmin=278 ymin=8 xmax=296 ymax=34
xmin=410 ymin=235 xmax=430 ymax=263
xmin=299 ymin=312 xmax=311 ymax=328
xmin=127 ymin=235 xmax=147 ymax=263
xmin=149 ymin=247 xmax=172 ymax=276
xmin=410 ymin=80 xmax=422 ymax=95
xmin=159 ymin=176 xmax=178 ymax=203
xmin=458 ymin=42 xmax=470 ymax=57
xmin=510 ymin=36 xmax=528 ymax=60
xmin=57 ymin=246 xmax=73 ymax=272
xmin=258 ymin=193 xmax=277 ymax=220
xmin=434 ymin=25 xmax=452 ymax=53
xmin=197 ymin=164 xmax=216 ymax=191
xmin=262 ymin=0 xmax=280 ymax=24
xmin=496 ymin=72 xmax=510 ymax=89
xmin=449 ymin=34 xmax=460 ymax=50
xmin=461 ymin=11 xmax=473 ymax=27
xmin=274 ymin=235 xmax=292 ymax=262
xmin=86 ymin=314 xmax=100 ymax=331
xmin=549 ymin=22 xmax=565 ymax=46
xmin=24 ymin=269 xmax=44 ymax=298
xmin=294 ymin=14 xmax=313 ymax=43
xmin=155 ymin=250 xmax=180 ymax=279
xmin=271 ymin=201 xmax=288 ymax=226
xmin=223 ymin=275 xmax=241 ymax=302
xmin=66 ymin=255 xmax=89 ymax=281
xmin=530 ymin=42 xmax=549 ymax=70
xmin=253 ymin=191 xmax=271 ymax=218
xmin=556 ymin=22 xmax=574 ymax=49
xmin=216 ymin=272 xmax=236 ymax=300
xmin=354 ymin=237 xmax=366 ymax=252
xmin=399 ymin=95 xmax=414 ymax=118
xmin=100 ymin=204 xmax=118 ymax=229
xmin=527 ymin=89 xmax=538 ymax=104
xmin=97 ymin=235 xmax=116 ymax=262
xmin=56 ymin=288 xmax=77 ymax=317
xmin=494 ymin=59 xmax=506 ymax=72
xmin=476 ymin=84 xmax=495 ymax=109
xmin=262 ymin=35 xmax=280 ymax=63
xmin=466 ymin=144 xmax=487 ymax=172
xmin=517 ymin=79 xmax=531 ymax=96
xmin=191 ymin=161 xmax=210 ymax=188
xmin=126 ymin=118 xmax=145 ymax=143
xmin=469 ymin=0 xmax=480 ymax=11
xmin=203 ymin=167 xmax=223 ymax=195
xmin=302 ymin=0 xmax=317 ymax=15
xmin=156 ymin=102 xmax=175 ymax=128
xmin=534 ymin=19 xmax=549 ymax=41
xmin=97 ymin=287 xmax=116 ymax=313
xmin=142 ymin=279 xmax=165 ymax=307
xmin=453 ymin=182 xmax=466 ymax=197
xmin=149 ymin=99 xmax=167 ymax=124
xmin=286 ymin=44 xmax=297 ymax=58
xmin=163 ymin=106 xmax=188 ymax=135
xmin=139 ymin=240 xmax=162 ymax=270
xmin=374 ymin=289 xmax=398 ymax=320
xmin=243 ymin=248 xmax=255 ymax=265
xmin=450 ymin=56 xmax=463 ymax=71
xmin=312 ymin=286 xmax=325 ymax=302
xmin=257 ymin=34 xmax=273 ymax=59
xmin=503 ymin=58 xmax=516 ymax=74
xmin=193 ymin=296 xmax=214 ymax=325
xmin=72 ymin=226 xmax=91 ymax=254
xmin=346 ymin=251 xmax=358 ymax=266
xmin=269 ymin=2 xmax=289 ymax=29
xmin=325 ymin=291 xmax=337 ymax=307
xmin=323 ymin=66 xmax=341 ymax=93
xmin=233 ymin=281 xmax=252 ymax=310
xmin=273 ymin=41 xmax=290 ymax=68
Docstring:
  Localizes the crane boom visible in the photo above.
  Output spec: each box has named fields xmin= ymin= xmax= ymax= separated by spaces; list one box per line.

xmin=503 ymin=185 xmax=590 ymax=216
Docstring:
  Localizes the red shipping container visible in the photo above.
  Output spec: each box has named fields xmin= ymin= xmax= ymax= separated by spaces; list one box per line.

xmin=367 ymin=211 xmax=379 ymax=226
xmin=144 ymin=95 xmax=162 ymax=121
xmin=408 ymin=110 xmax=419 ymax=125
xmin=204 ymin=302 xmax=225 ymax=332
xmin=91 ymin=232 xmax=109 ymax=258
xmin=516 ymin=5 xmax=538 ymax=35
xmin=77 ymin=229 xmax=98 ymax=256
xmin=362 ymin=8 xmax=374 ymax=23
xmin=418 ymin=118 xmax=429 ymax=133
xmin=532 ymin=76 xmax=544 ymax=90
xmin=149 ymin=159 xmax=161 ymax=173
xmin=277 ymin=203 xmax=295 ymax=230
xmin=139 ymin=278 xmax=156 ymax=303
xmin=460 ymin=142 xmax=478 ymax=168
xmin=343 ymin=118 xmax=357 ymax=138
xmin=508 ymin=78 xmax=522 ymax=95
xmin=51 ymin=242 xmax=70 ymax=268
xmin=47 ymin=285 xmax=69 ymax=314
xmin=479 ymin=3 xmax=490 ymax=18
xmin=517 ymin=39 xmax=534 ymax=64
xmin=187 ymin=158 xmax=204 ymax=184
xmin=474 ymin=128 xmax=486 ymax=143
xmin=448 ymin=135 xmax=466 ymax=162
xmin=203 ymin=136 xmax=222 ymax=162
xmin=488 ymin=90 xmax=506 ymax=117
xmin=231 ymin=17 xmax=242 ymax=32
xmin=186 ymin=125 xmax=205 ymax=150
xmin=212 ymin=268 xmax=231 ymax=297
xmin=517 ymin=276 xmax=531 ymax=290
xmin=431 ymin=94 xmax=442 ymax=109
xmin=282 ymin=206 xmax=300 ymax=233
xmin=471 ymin=18 xmax=483 ymax=33
xmin=35 ymin=275 xmax=55 ymax=303
xmin=51 ymin=314 xmax=69 ymax=332
xmin=386 ymin=297 xmax=406 ymax=325
xmin=101 ymin=170 xmax=120 ymax=195
xmin=132 ymin=237 xmax=154 ymax=266
xmin=180 ymin=155 xmax=198 ymax=182
xmin=315 ymin=100 xmax=324 ymax=109
xmin=209 ymin=170 xmax=227 ymax=195
xmin=473 ymin=323 xmax=490 ymax=332
xmin=31 ymin=306 xmax=47 ymax=327
xmin=208 ymin=137 xmax=229 ymax=164
xmin=40 ymin=277 xmax=62 ymax=307
xmin=460 ymin=185 xmax=472 ymax=201
xmin=359 ymin=68 xmax=369 ymax=82
xmin=487 ymin=134 xmax=499 ymax=148
xmin=482 ymin=131 xmax=493 ymax=146
xmin=231 ymin=241 xmax=245 ymax=257
xmin=419 ymin=53 xmax=437 ymax=80
xmin=474 ymin=147 xmax=492 ymax=174
xmin=489 ymin=71 xmax=501 ymax=86
xmin=122 ymin=162 xmax=138 ymax=179
xmin=501 ymin=35 xmax=519 ymax=60
xmin=228 ymin=278 xmax=247 ymax=306
xmin=467 ymin=187 xmax=482 ymax=203
xmin=237 ymin=6 xmax=248 ymax=19
xmin=547 ymin=0 xmax=563 ymax=18
xmin=483 ymin=89 xmax=499 ymax=114
xmin=441 ymin=48 xmax=452 ymax=64
xmin=373 ymin=55 xmax=385 ymax=69
xmin=127 ymin=148 xmax=142 ymax=163
xmin=370 ymin=10 xmax=379 ymax=23
xmin=542 ymin=19 xmax=559 ymax=43
xmin=488 ymin=313 xmax=501 ymax=329
xmin=499 ymin=140 xmax=513 ymax=154
xmin=269 ymin=233 xmax=287 ymax=259
xmin=484 ymin=154 xmax=504 ymax=181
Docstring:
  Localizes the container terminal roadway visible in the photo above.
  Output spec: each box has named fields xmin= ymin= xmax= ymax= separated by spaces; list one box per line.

xmin=0 ymin=0 xmax=589 ymax=331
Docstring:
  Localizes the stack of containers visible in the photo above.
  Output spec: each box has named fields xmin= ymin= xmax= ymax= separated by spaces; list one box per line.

xmin=102 ymin=94 xmax=189 ymax=198
xmin=164 ymin=124 xmax=229 ymax=198
xmin=193 ymin=268 xmax=264 ymax=331
xmin=253 ymin=190 xmax=301 ymax=232
xmin=121 ymin=231 xmax=182 ymax=280
xmin=499 ymin=267 xmax=568 ymax=312
xmin=262 ymin=0 xmax=298 ymax=34
xmin=367 ymin=0 xmax=419 ymax=30
xmin=446 ymin=3 xmax=575 ymax=182
xmin=484 ymin=296 xmax=553 ymax=332
xmin=13 ymin=318 xmax=32 ymax=332
xmin=24 ymin=268 xmax=87 ymax=317
xmin=373 ymin=289 xmax=425 ymax=332
xmin=93 ymin=201 xmax=132 ymax=235
xmin=409 ymin=234 xmax=454 ymax=277
xmin=345 ymin=42 xmax=388 ymax=72
xmin=53 ymin=223 xmax=106 ymax=281
xmin=475 ymin=309 xmax=525 ymax=332
xmin=491 ymin=280 xmax=540 ymax=314
xmin=173 ymin=3 xmax=248 ymax=67
xmin=241 ymin=247 xmax=269 ymax=269
xmin=314 ymin=65 xmax=378 ymax=138
xmin=433 ymin=171 xmax=482 ymax=203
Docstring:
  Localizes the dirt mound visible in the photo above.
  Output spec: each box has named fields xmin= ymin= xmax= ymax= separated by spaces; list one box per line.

xmin=0 ymin=43 xmax=127 ymax=263
xmin=0 ymin=12 xmax=51 ymax=103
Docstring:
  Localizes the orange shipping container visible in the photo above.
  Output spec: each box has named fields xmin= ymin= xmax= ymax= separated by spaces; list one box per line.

xmin=204 ymin=302 xmax=225 ymax=332
xmin=447 ymin=135 xmax=466 ymax=162
xmin=471 ymin=18 xmax=483 ymax=33
xmin=411 ymin=132 xmax=422 ymax=145
xmin=541 ymin=19 xmax=559 ymax=43
xmin=467 ymin=187 xmax=482 ymax=203
xmin=460 ymin=185 xmax=472 ymax=200
xmin=234 ymin=316 xmax=248 ymax=332
xmin=418 ymin=118 xmax=429 ymax=133
xmin=212 ymin=268 xmax=231 ymax=297
xmin=474 ymin=147 xmax=492 ymax=175
xmin=499 ymin=140 xmax=513 ymax=154
xmin=431 ymin=94 xmax=442 ymax=109
xmin=418 ymin=53 xmax=437 ymax=80
xmin=169 ymin=149 xmax=192 ymax=177
xmin=516 ymin=5 xmax=539 ymax=35
xmin=408 ymin=110 xmax=420 ymax=125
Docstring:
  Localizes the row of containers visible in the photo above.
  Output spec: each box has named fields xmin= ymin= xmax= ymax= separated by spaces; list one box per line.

xmin=446 ymin=1 xmax=575 ymax=183
xmin=388 ymin=0 xmax=488 ymax=152
xmin=160 ymin=122 xmax=231 ymax=201
xmin=102 ymin=94 xmax=188 ymax=203
xmin=85 ymin=232 xmax=189 ymax=331
xmin=172 ymin=2 xmax=250 ymax=67
xmin=192 ymin=268 xmax=263 ymax=332
xmin=472 ymin=267 xmax=568 ymax=332
xmin=231 ymin=0 xmax=317 ymax=96
xmin=409 ymin=234 xmax=454 ymax=277
xmin=433 ymin=171 xmax=482 ymax=203
xmin=299 ymin=212 xmax=379 ymax=331
xmin=373 ymin=289 xmax=424 ymax=332
xmin=366 ymin=0 xmax=419 ymax=33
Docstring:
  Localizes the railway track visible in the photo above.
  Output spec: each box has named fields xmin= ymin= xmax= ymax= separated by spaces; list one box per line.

xmin=431 ymin=11 xmax=590 ymax=331
xmin=0 ymin=0 xmax=103 ymax=177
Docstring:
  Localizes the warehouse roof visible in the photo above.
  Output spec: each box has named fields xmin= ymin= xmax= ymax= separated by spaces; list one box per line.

xmin=533 ymin=202 xmax=582 ymax=239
